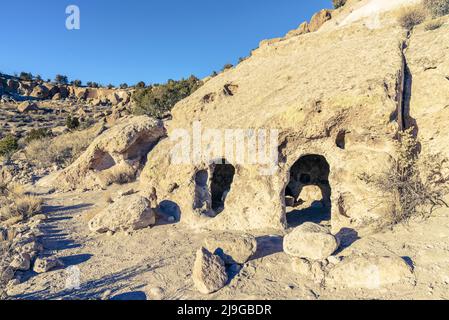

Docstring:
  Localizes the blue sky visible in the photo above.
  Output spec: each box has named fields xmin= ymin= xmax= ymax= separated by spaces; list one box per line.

xmin=0 ymin=0 xmax=331 ymax=86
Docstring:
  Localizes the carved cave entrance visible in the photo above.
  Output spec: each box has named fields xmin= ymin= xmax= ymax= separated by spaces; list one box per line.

xmin=285 ymin=154 xmax=332 ymax=228
xmin=194 ymin=159 xmax=236 ymax=216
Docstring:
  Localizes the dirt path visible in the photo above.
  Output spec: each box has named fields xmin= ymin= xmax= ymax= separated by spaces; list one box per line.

xmin=8 ymin=184 xmax=449 ymax=300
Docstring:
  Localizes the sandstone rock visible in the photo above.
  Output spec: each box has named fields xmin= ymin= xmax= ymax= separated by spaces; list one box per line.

xmin=283 ymin=223 xmax=339 ymax=260
xmin=286 ymin=21 xmax=310 ymax=38
xmin=6 ymin=79 xmax=19 ymax=92
xmin=33 ymin=256 xmax=64 ymax=274
xmin=52 ymin=93 xmax=62 ymax=100
xmin=326 ymin=255 xmax=415 ymax=289
xmin=139 ymin=10 xmax=403 ymax=232
xmin=0 ymin=227 xmax=7 ymax=242
xmin=10 ymin=253 xmax=31 ymax=271
xmin=0 ymin=267 xmax=15 ymax=284
xmin=88 ymin=194 xmax=156 ymax=233
xmin=192 ymin=247 xmax=228 ymax=294
xmin=203 ymin=232 xmax=257 ymax=265
xmin=107 ymin=93 xmax=121 ymax=105
xmin=299 ymin=185 xmax=323 ymax=207
xmin=148 ymin=287 xmax=165 ymax=300
xmin=40 ymin=116 xmax=166 ymax=191
xmin=308 ymin=9 xmax=332 ymax=32
xmin=18 ymin=101 xmax=39 ymax=113
xmin=291 ymin=258 xmax=325 ymax=283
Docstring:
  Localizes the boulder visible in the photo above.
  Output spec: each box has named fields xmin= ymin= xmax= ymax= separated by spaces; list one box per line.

xmin=203 ymin=232 xmax=257 ymax=265
xmin=286 ymin=21 xmax=310 ymax=38
xmin=283 ymin=222 xmax=339 ymax=260
xmin=326 ymin=255 xmax=415 ymax=289
xmin=9 ymin=253 xmax=31 ymax=271
xmin=58 ymin=86 xmax=69 ymax=98
xmin=52 ymin=93 xmax=62 ymax=100
xmin=308 ymin=9 xmax=332 ymax=32
xmin=192 ymin=247 xmax=228 ymax=294
xmin=41 ymin=116 xmax=166 ymax=191
xmin=0 ymin=267 xmax=15 ymax=284
xmin=30 ymin=85 xmax=50 ymax=99
xmin=33 ymin=257 xmax=64 ymax=274
xmin=88 ymin=194 xmax=156 ymax=233
xmin=18 ymin=101 xmax=39 ymax=113
xmin=291 ymin=258 xmax=325 ymax=283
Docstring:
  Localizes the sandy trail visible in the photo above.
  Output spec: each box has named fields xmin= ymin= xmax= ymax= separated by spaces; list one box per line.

xmin=8 ymin=183 xmax=449 ymax=300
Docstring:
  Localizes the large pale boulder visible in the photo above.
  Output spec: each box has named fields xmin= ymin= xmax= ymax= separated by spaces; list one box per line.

xmin=88 ymin=194 xmax=156 ymax=233
xmin=326 ymin=255 xmax=415 ymax=289
xmin=283 ymin=223 xmax=339 ymax=260
xmin=192 ymin=247 xmax=228 ymax=294
xmin=41 ymin=116 xmax=166 ymax=191
xmin=203 ymin=232 xmax=257 ymax=265
xmin=30 ymin=85 xmax=49 ymax=99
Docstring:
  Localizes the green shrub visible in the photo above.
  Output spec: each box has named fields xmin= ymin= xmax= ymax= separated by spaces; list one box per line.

xmin=72 ymin=80 xmax=82 ymax=87
xmin=25 ymin=128 xmax=52 ymax=143
xmin=0 ymin=135 xmax=19 ymax=157
xmin=132 ymin=75 xmax=203 ymax=118
xmin=424 ymin=0 xmax=449 ymax=17
xmin=333 ymin=0 xmax=347 ymax=9
xmin=66 ymin=116 xmax=80 ymax=130
xmin=397 ymin=5 xmax=427 ymax=29
xmin=120 ymin=83 xmax=129 ymax=89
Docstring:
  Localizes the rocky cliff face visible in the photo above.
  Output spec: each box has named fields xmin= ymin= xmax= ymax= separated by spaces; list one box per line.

xmin=0 ymin=75 xmax=131 ymax=106
xmin=136 ymin=0 xmax=448 ymax=233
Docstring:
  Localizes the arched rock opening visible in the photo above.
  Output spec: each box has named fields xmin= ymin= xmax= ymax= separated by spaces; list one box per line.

xmin=89 ymin=150 xmax=116 ymax=171
xmin=192 ymin=160 xmax=236 ymax=216
xmin=285 ymin=154 xmax=332 ymax=228
xmin=210 ymin=161 xmax=236 ymax=214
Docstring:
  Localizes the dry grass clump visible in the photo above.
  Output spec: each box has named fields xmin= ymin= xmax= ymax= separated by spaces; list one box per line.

xmin=360 ymin=128 xmax=449 ymax=226
xmin=24 ymin=125 xmax=101 ymax=169
xmin=423 ymin=0 xmax=449 ymax=17
xmin=100 ymin=163 xmax=137 ymax=187
xmin=0 ymin=183 xmax=43 ymax=222
xmin=397 ymin=5 xmax=427 ymax=29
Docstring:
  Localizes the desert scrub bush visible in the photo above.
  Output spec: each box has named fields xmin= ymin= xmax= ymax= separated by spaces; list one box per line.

xmin=66 ymin=115 xmax=80 ymax=130
xmin=360 ymin=128 xmax=449 ymax=226
xmin=0 ymin=135 xmax=19 ymax=157
xmin=24 ymin=128 xmax=52 ymax=143
xmin=132 ymin=76 xmax=202 ymax=119
xmin=423 ymin=0 xmax=449 ymax=17
xmin=424 ymin=19 xmax=444 ymax=30
xmin=397 ymin=5 xmax=427 ymax=29
xmin=24 ymin=125 xmax=100 ymax=169
xmin=333 ymin=0 xmax=347 ymax=9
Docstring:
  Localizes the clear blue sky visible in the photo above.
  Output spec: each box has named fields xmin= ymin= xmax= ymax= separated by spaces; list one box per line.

xmin=0 ymin=0 xmax=331 ymax=86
